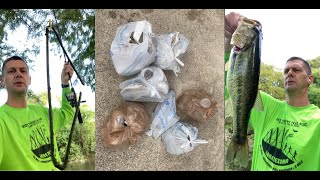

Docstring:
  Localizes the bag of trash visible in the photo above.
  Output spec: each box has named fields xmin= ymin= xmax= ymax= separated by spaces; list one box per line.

xmin=101 ymin=102 xmax=150 ymax=149
xmin=177 ymin=89 xmax=218 ymax=122
xmin=119 ymin=66 xmax=169 ymax=102
xmin=153 ymin=32 xmax=190 ymax=76
xmin=110 ymin=20 xmax=156 ymax=76
xmin=162 ymin=121 xmax=208 ymax=155
xmin=146 ymin=90 xmax=179 ymax=139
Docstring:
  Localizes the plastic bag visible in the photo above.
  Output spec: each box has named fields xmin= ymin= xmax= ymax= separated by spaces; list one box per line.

xmin=101 ymin=102 xmax=150 ymax=149
xmin=119 ymin=66 xmax=169 ymax=102
xmin=110 ymin=20 xmax=156 ymax=76
xmin=146 ymin=90 xmax=179 ymax=139
xmin=153 ymin=32 xmax=190 ymax=76
xmin=177 ymin=89 xmax=218 ymax=122
xmin=162 ymin=121 xmax=208 ymax=155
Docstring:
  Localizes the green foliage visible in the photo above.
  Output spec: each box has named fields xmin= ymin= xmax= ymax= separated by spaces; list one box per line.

xmin=56 ymin=104 xmax=95 ymax=163
xmin=259 ymin=63 xmax=285 ymax=100
xmin=27 ymin=90 xmax=48 ymax=106
xmin=308 ymin=56 xmax=320 ymax=69
xmin=0 ymin=9 xmax=95 ymax=91
xmin=308 ymin=84 xmax=320 ymax=107
xmin=308 ymin=57 xmax=320 ymax=107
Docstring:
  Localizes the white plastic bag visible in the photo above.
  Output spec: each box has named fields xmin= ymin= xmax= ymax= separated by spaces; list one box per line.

xmin=119 ymin=66 xmax=169 ymax=102
xmin=146 ymin=90 xmax=179 ymax=139
xmin=153 ymin=32 xmax=190 ymax=76
xmin=162 ymin=121 xmax=208 ymax=155
xmin=110 ymin=20 xmax=156 ymax=76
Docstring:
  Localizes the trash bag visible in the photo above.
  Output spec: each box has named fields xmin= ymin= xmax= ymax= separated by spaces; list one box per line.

xmin=153 ymin=32 xmax=190 ymax=76
xmin=162 ymin=121 xmax=208 ymax=155
xmin=119 ymin=66 xmax=169 ymax=102
xmin=110 ymin=20 xmax=156 ymax=76
xmin=101 ymin=102 xmax=150 ymax=149
xmin=177 ymin=89 xmax=218 ymax=122
xmin=146 ymin=90 xmax=179 ymax=139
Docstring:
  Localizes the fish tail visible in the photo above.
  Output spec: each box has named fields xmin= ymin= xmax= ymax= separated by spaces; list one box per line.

xmin=226 ymin=136 xmax=249 ymax=168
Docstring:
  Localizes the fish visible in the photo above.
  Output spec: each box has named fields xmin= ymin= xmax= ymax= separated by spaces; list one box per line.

xmin=226 ymin=17 xmax=262 ymax=168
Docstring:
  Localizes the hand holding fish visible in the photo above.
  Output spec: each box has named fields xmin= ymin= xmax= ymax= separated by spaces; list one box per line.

xmin=225 ymin=12 xmax=244 ymax=39
xmin=225 ymin=12 xmax=245 ymax=52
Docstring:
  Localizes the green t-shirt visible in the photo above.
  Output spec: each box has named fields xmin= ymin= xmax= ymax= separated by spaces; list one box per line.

xmin=249 ymin=91 xmax=320 ymax=171
xmin=0 ymin=87 xmax=74 ymax=170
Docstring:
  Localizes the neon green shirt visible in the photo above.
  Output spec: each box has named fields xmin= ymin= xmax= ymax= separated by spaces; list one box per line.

xmin=0 ymin=87 xmax=74 ymax=170
xmin=249 ymin=91 xmax=320 ymax=171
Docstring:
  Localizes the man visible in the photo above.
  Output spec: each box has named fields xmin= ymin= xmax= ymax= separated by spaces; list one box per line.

xmin=225 ymin=12 xmax=320 ymax=171
xmin=0 ymin=56 xmax=75 ymax=170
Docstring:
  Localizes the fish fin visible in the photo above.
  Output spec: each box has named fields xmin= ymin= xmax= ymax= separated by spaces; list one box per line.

xmin=226 ymin=138 xmax=236 ymax=165
xmin=253 ymin=91 xmax=264 ymax=111
xmin=236 ymin=138 xmax=249 ymax=168
xmin=226 ymin=137 xmax=249 ymax=168
xmin=225 ymin=60 xmax=230 ymax=72
xmin=225 ymin=98 xmax=233 ymax=118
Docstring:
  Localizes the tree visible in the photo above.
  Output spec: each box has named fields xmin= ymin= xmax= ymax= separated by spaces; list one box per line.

xmin=57 ymin=104 xmax=96 ymax=162
xmin=27 ymin=90 xmax=47 ymax=106
xmin=0 ymin=9 xmax=95 ymax=91
xmin=259 ymin=63 xmax=285 ymax=100
xmin=307 ymin=57 xmax=320 ymax=107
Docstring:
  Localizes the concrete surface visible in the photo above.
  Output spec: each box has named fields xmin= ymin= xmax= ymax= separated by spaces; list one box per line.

xmin=95 ymin=9 xmax=225 ymax=171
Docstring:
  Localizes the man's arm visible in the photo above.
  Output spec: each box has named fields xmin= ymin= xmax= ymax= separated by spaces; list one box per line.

xmin=52 ymin=62 xmax=75 ymax=131
xmin=0 ymin=122 xmax=3 ymax=164
xmin=52 ymin=87 xmax=75 ymax=132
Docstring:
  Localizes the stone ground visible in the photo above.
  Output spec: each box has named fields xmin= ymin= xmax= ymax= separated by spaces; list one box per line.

xmin=95 ymin=9 xmax=225 ymax=171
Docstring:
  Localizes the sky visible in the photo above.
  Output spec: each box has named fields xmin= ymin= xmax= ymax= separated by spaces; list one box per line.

xmin=225 ymin=9 xmax=320 ymax=70
xmin=0 ymin=22 xmax=95 ymax=111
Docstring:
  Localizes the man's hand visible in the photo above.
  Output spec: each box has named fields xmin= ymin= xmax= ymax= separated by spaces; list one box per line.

xmin=61 ymin=62 xmax=74 ymax=85
xmin=225 ymin=12 xmax=243 ymax=39
xmin=225 ymin=12 xmax=244 ymax=52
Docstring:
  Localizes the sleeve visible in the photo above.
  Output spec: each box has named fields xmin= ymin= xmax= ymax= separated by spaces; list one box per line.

xmin=248 ymin=90 xmax=263 ymax=129
xmin=0 ymin=121 xmax=3 ymax=164
xmin=52 ymin=87 xmax=75 ymax=132
xmin=249 ymin=91 xmax=273 ymax=127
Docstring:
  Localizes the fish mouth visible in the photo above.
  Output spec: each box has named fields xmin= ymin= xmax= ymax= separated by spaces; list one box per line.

xmin=234 ymin=46 xmax=241 ymax=51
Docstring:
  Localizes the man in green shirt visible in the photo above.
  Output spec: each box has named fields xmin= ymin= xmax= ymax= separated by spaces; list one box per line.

xmin=225 ymin=12 xmax=320 ymax=171
xmin=0 ymin=56 xmax=75 ymax=170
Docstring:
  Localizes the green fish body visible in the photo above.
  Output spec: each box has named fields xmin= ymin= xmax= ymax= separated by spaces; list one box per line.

xmin=226 ymin=18 xmax=262 ymax=168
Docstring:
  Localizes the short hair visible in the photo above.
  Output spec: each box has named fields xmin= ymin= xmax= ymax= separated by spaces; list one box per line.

xmin=286 ymin=56 xmax=312 ymax=75
xmin=1 ymin=56 xmax=29 ymax=74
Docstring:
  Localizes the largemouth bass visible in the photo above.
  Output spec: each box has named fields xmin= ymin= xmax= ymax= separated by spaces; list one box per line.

xmin=226 ymin=17 xmax=262 ymax=168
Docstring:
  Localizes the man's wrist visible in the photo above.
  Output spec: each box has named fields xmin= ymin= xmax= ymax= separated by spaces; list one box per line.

xmin=61 ymin=84 xmax=70 ymax=88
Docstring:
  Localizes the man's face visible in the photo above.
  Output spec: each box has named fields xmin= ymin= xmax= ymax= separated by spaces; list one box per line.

xmin=3 ymin=60 xmax=31 ymax=95
xmin=283 ymin=59 xmax=311 ymax=93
